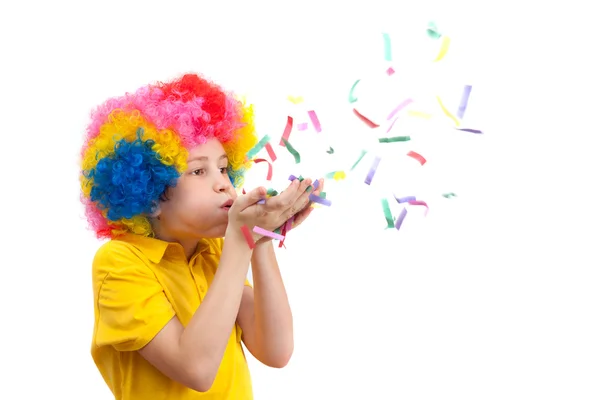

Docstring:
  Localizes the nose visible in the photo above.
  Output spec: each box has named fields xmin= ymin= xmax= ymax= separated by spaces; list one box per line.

xmin=213 ymin=172 xmax=231 ymax=193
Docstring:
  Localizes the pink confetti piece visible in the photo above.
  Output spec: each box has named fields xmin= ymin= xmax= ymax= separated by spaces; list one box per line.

xmin=309 ymin=193 xmax=332 ymax=206
xmin=386 ymin=67 xmax=395 ymax=75
xmin=395 ymin=207 xmax=408 ymax=230
xmin=253 ymin=158 xmax=273 ymax=180
xmin=279 ymin=116 xmax=293 ymax=146
xmin=253 ymin=226 xmax=285 ymax=241
xmin=386 ymin=116 xmax=399 ymax=133
xmin=387 ymin=98 xmax=413 ymax=121
xmin=353 ymin=108 xmax=380 ymax=128
xmin=308 ymin=110 xmax=322 ymax=132
xmin=408 ymin=200 xmax=429 ymax=216
xmin=365 ymin=156 xmax=381 ymax=185
xmin=297 ymin=122 xmax=308 ymax=131
xmin=264 ymin=142 xmax=277 ymax=161
xmin=406 ymin=151 xmax=427 ymax=165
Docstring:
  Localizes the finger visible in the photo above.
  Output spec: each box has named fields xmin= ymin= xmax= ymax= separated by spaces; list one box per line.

xmin=288 ymin=182 xmax=314 ymax=218
xmin=232 ymin=186 xmax=266 ymax=212
xmin=264 ymin=178 xmax=310 ymax=212
xmin=291 ymin=205 xmax=314 ymax=228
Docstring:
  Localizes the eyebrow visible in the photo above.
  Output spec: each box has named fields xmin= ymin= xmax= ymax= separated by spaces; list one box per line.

xmin=189 ymin=154 xmax=228 ymax=162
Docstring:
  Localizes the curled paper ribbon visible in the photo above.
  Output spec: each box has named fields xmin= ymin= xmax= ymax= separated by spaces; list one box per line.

xmin=253 ymin=158 xmax=273 ymax=180
xmin=282 ymin=138 xmax=301 ymax=163
xmin=279 ymin=116 xmax=294 ymax=146
xmin=246 ymin=134 xmax=271 ymax=160
xmin=406 ymin=151 xmax=426 ymax=165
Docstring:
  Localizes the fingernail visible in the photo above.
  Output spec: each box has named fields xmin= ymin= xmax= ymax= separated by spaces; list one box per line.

xmin=305 ymin=185 xmax=313 ymax=193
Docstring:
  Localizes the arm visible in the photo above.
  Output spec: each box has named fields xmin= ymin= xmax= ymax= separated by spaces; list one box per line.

xmin=237 ymin=240 xmax=294 ymax=368
xmin=137 ymin=227 xmax=252 ymax=392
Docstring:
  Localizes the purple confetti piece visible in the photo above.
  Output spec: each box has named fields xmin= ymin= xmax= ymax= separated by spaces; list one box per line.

xmin=394 ymin=195 xmax=416 ymax=203
xmin=395 ymin=207 xmax=408 ymax=230
xmin=456 ymin=128 xmax=483 ymax=134
xmin=309 ymin=193 xmax=332 ymax=206
xmin=257 ymin=199 xmax=266 ymax=204
xmin=288 ymin=174 xmax=297 ymax=181
xmin=457 ymin=85 xmax=472 ymax=119
xmin=386 ymin=98 xmax=413 ymax=120
xmin=364 ymin=156 xmax=381 ymax=185
xmin=312 ymin=179 xmax=320 ymax=190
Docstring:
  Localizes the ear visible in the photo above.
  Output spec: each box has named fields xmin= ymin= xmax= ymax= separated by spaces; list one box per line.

xmin=150 ymin=204 xmax=161 ymax=219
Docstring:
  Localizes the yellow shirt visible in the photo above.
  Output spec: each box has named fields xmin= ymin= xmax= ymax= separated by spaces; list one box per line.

xmin=91 ymin=234 xmax=253 ymax=400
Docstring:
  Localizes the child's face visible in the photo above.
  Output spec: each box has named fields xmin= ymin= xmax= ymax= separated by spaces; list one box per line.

xmin=154 ymin=138 xmax=238 ymax=242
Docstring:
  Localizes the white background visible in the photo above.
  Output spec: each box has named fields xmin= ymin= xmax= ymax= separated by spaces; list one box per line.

xmin=1 ymin=1 xmax=599 ymax=399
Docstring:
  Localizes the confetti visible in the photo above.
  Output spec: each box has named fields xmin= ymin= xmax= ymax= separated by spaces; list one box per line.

xmin=456 ymin=128 xmax=483 ymax=134
xmin=406 ymin=150 xmax=427 ymax=165
xmin=253 ymin=226 xmax=285 ymax=241
xmin=350 ymin=150 xmax=367 ymax=171
xmin=436 ymin=96 xmax=460 ymax=127
xmin=408 ymin=200 xmax=429 ymax=215
xmin=308 ymin=110 xmax=322 ymax=133
xmin=287 ymin=95 xmax=304 ymax=104
xmin=246 ymin=134 xmax=271 ymax=160
xmin=348 ymin=79 xmax=360 ymax=103
xmin=383 ymin=32 xmax=392 ymax=61
xmin=427 ymin=21 xmax=441 ymax=39
xmin=407 ymin=110 xmax=432 ymax=119
xmin=240 ymin=225 xmax=255 ymax=249
xmin=281 ymin=138 xmax=301 ymax=163
xmin=253 ymin=158 xmax=273 ymax=180
xmin=381 ymin=199 xmax=394 ymax=228
xmin=326 ymin=146 xmax=334 ymax=154
xmin=457 ymin=85 xmax=472 ymax=119
xmin=264 ymin=142 xmax=277 ymax=161
xmin=279 ymin=116 xmax=294 ymax=146
xmin=442 ymin=192 xmax=457 ymax=198
xmin=379 ymin=136 xmax=411 ymax=143
xmin=386 ymin=117 xmax=399 ymax=133
xmin=297 ymin=122 xmax=308 ymax=131
xmin=387 ymin=99 xmax=413 ymax=120
xmin=394 ymin=195 xmax=416 ymax=203
xmin=394 ymin=208 xmax=408 ymax=230
xmin=386 ymin=67 xmax=395 ymax=76
xmin=433 ymin=36 xmax=451 ymax=62
xmin=353 ymin=108 xmax=379 ymax=128
xmin=364 ymin=156 xmax=381 ymax=185
xmin=309 ymin=193 xmax=332 ymax=206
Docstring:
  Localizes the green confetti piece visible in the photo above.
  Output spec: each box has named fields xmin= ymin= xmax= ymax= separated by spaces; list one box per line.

xmin=350 ymin=149 xmax=367 ymax=171
xmin=324 ymin=171 xmax=336 ymax=179
xmin=442 ymin=192 xmax=457 ymax=198
xmin=267 ymin=188 xmax=278 ymax=196
xmin=274 ymin=227 xmax=281 ymax=234
xmin=382 ymin=32 xmax=392 ymax=61
xmin=319 ymin=191 xmax=326 ymax=198
xmin=282 ymin=137 xmax=301 ymax=164
xmin=427 ymin=21 xmax=441 ymax=39
xmin=348 ymin=79 xmax=360 ymax=103
xmin=378 ymin=136 xmax=411 ymax=143
xmin=326 ymin=146 xmax=334 ymax=154
xmin=246 ymin=134 xmax=271 ymax=159
xmin=381 ymin=199 xmax=394 ymax=228
xmin=298 ymin=175 xmax=304 ymax=182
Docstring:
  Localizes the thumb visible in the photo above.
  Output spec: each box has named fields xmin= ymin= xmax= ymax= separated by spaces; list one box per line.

xmin=233 ymin=186 xmax=266 ymax=211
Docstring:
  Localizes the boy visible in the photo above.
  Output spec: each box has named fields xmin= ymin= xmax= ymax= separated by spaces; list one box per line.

xmin=80 ymin=73 xmax=324 ymax=399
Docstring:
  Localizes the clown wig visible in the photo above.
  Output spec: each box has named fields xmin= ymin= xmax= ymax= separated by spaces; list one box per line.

xmin=79 ymin=73 xmax=258 ymax=240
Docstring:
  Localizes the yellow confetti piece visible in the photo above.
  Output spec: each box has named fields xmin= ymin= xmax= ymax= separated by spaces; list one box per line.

xmin=407 ymin=110 xmax=433 ymax=119
xmin=333 ymin=171 xmax=346 ymax=181
xmin=433 ymin=35 xmax=451 ymax=62
xmin=287 ymin=95 xmax=304 ymax=104
xmin=435 ymin=95 xmax=460 ymax=127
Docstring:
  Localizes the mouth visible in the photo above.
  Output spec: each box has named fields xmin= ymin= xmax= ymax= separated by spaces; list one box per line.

xmin=221 ymin=199 xmax=233 ymax=209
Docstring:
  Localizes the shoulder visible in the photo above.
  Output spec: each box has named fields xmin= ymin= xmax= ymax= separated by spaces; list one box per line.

xmin=92 ymin=238 xmax=149 ymax=281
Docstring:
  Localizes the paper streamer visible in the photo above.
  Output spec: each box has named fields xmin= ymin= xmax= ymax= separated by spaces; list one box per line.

xmin=457 ymin=85 xmax=472 ymax=119
xmin=394 ymin=195 xmax=416 ymax=203
xmin=436 ymin=96 xmax=460 ymax=126
xmin=433 ymin=36 xmax=451 ymax=62
xmin=265 ymin=142 xmax=277 ymax=161
xmin=387 ymin=98 xmax=413 ymax=120
xmin=281 ymin=138 xmax=301 ymax=163
xmin=381 ymin=199 xmax=394 ymax=228
xmin=308 ymin=110 xmax=322 ymax=132
xmin=350 ymin=150 xmax=367 ymax=171
xmin=348 ymin=79 xmax=360 ymax=103
xmin=253 ymin=158 xmax=273 ymax=180
xmin=253 ymin=226 xmax=285 ymax=241
xmin=395 ymin=207 xmax=408 ymax=230
xmin=456 ymin=128 xmax=483 ymax=134
xmin=379 ymin=136 xmax=411 ymax=143
xmin=383 ymin=32 xmax=392 ymax=61
xmin=240 ymin=225 xmax=255 ymax=249
xmin=408 ymin=199 xmax=429 ymax=215
xmin=364 ymin=156 xmax=381 ymax=185
xmin=246 ymin=134 xmax=271 ymax=160
xmin=353 ymin=108 xmax=379 ymax=128
xmin=279 ymin=116 xmax=294 ymax=146
xmin=406 ymin=150 xmax=426 ymax=165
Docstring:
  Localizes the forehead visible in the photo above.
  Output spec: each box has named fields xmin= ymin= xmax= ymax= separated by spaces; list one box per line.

xmin=187 ymin=138 xmax=227 ymax=160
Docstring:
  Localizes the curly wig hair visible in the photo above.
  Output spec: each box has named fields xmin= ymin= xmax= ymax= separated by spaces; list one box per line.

xmin=79 ymin=73 xmax=258 ymax=239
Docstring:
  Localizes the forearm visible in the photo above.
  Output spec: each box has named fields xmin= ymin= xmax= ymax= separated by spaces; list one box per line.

xmin=251 ymin=241 xmax=294 ymax=365
xmin=179 ymin=228 xmax=252 ymax=380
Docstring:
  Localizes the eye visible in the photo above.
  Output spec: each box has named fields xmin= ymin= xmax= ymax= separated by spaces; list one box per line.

xmin=220 ymin=167 xmax=228 ymax=174
xmin=192 ymin=168 xmax=205 ymax=176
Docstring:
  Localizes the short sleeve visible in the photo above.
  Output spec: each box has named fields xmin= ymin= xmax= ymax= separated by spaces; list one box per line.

xmin=94 ymin=247 xmax=176 ymax=352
